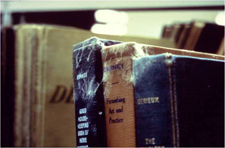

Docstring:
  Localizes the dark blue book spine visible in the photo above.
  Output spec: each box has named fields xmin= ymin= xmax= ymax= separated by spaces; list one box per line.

xmin=133 ymin=54 xmax=224 ymax=147
xmin=172 ymin=56 xmax=224 ymax=147
xmin=73 ymin=45 xmax=100 ymax=147
xmin=133 ymin=55 xmax=175 ymax=147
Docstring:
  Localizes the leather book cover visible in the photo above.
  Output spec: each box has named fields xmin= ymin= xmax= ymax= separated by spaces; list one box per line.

xmin=133 ymin=54 xmax=224 ymax=147
xmin=73 ymin=37 xmax=121 ymax=147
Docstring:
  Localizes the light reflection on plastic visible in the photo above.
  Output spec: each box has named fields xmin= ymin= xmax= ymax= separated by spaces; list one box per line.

xmin=215 ymin=12 xmax=225 ymax=26
xmin=91 ymin=23 xmax=127 ymax=36
xmin=94 ymin=9 xmax=128 ymax=24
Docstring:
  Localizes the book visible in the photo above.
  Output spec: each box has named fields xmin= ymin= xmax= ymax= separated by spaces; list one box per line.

xmin=102 ymin=42 xmax=224 ymax=147
xmin=169 ymin=23 xmax=184 ymax=44
xmin=180 ymin=21 xmax=224 ymax=54
xmin=176 ymin=23 xmax=191 ymax=49
xmin=217 ymin=37 xmax=224 ymax=55
xmin=133 ymin=54 xmax=224 ymax=147
xmin=1 ymin=24 xmax=175 ymax=147
xmin=183 ymin=21 xmax=205 ymax=50
xmin=72 ymin=36 xmax=174 ymax=147
xmin=1 ymin=27 xmax=16 ymax=147
xmin=194 ymin=22 xmax=224 ymax=54
xmin=161 ymin=25 xmax=173 ymax=39
xmin=72 ymin=37 xmax=121 ymax=147
xmin=13 ymin=25 xmax=39 ymax=146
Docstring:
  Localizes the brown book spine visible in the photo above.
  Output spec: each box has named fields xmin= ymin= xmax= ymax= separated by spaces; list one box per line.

xmin=183 ymin=21 xmax=205 ymax=50
xmin=217 ymin=37 xmax=225 ymax=55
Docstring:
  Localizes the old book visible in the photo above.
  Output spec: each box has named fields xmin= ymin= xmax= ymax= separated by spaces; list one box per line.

xmin=133 ymin=54 xmax=224 ymax=147
xmin=2 ymin=24 xmax=175 ymax=147
xmin=161 ymin=25 xmax=173 ymax=39
xmin=183 ymin=21 xmax=205 ymax=50
xmin=194 ymin=22 xmax=224 ymax=54
xmin=1 ymin=27 xmax=16 ymax=147
xmin=73 ymin=37 xmax=121 ymax=147
xmin=183 ymin=21 xmax=224 ymax=53
xmin=169 ymin=23 xmax=184 ymax=44
xmin=102 ymin=42 xmax=224 ymax=147
xmin=217 ymin=37 xmax=224 ymax=55
xmin=176 ymin=23 xmax=191 ymax=49
xmin=14 ymin=25 xmax=35 ymax=146
xmin=72 ymin=35 xmax=175 ymax=147
xmin=44 ymin=26 xmax=174 ymax=147
xmin=12 ymin=25 xmax=43 ymax=147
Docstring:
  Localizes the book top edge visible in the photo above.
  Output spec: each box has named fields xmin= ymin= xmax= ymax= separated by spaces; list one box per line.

xmin=101 ymin=42 xmax=224 ymax=61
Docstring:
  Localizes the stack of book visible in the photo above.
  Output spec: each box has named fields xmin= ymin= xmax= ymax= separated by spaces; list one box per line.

xmin=1 ymin=24 xmax=174 ymax=147
xmin=161 ymin=21 xmax=224 ymax=55
xmin=73 ymin=38 xmax=224 ymax=147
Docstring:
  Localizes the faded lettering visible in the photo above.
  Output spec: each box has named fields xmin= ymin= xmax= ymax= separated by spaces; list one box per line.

xmin=77 ymin=72 xmax=87 ymax=80
xmin=138 ymin=97 xmax=159 ymax=105
xmin=104 ymin=63 xmax=124 ymax=72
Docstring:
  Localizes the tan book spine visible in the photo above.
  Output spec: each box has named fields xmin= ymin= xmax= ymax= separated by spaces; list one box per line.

xmin=217 ymin=37 xmax=225 ymax=55
xmin=14 ymin=25 xmax=25 ymax=147
xmin=102 ymin=43 xmax=152 ymax=147
xmin=30 ymin=26 xmax=46 ymax=147
xmin=102 ymin=43 xmax=136 ymax=147
xmin=36 ymin=26 xmax=47 ymax=147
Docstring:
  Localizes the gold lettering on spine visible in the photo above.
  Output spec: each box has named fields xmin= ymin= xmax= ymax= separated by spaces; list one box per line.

xmin=145 ymin=138 xmax=156 ymax=145
xmin=138 ymin=97 xmax=160 ymax=105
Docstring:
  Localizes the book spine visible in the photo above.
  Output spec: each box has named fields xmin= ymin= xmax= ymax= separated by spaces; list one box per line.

xmin=14 ymin=26 xmax=25 ymax=147
xmin=133 ymin=55 xmax=176 ymax=147
xmin=102 ymin=55 xmax=136 ymax=147
xmin=1 ymin=28 xmax=16 ymax=147
xmin=73 ymin=46 xmax=107 ymax=147
xmin=35 ymin=27 xmax=46 ymax=147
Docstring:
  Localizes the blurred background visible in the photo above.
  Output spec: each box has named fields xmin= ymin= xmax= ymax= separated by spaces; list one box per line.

xmin=1 ymin=1 xmax=224 ymax=147
xmin=1 ymin=1 xmax=224 ymax=38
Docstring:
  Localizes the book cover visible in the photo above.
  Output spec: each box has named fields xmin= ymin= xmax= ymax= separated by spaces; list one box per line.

xmin=1 ymin=24 xmax=175 ymax=147
xmin=1 ymin=27 xmax=16 ymax=147
xmin=102 ymin=42 xmax=224 ymax=147
xmin=73 ymin=37 xmax=121 ymax=147
xmin=194 ymin=22 xmax=224 ymax=54
xmin=183 ymin=21 xmax=205 ymax=50
xmin=133 ymin=54 xmax=224 ymax=147
xmin=176 ymin=23 xmax=191 ymax=49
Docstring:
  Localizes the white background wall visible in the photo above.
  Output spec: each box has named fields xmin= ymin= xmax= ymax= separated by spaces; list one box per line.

xmin=126 ymin=10 xmax=223 ymax=38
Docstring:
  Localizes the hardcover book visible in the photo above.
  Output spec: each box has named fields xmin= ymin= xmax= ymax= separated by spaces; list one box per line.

xmin=181 ymin=21 xmax=224 ymax=54
xmin=72 ymin=37 xmax=121 ymax=147
xmin=133 ymin=54 xmax=224 ymax=147
xmin=101 ymin=42 xmax=224 ymax=147
xmin=1 ymin=24 xmax=175 ymax=147
xmin=71 ymin=35 xmax=175 ymax=147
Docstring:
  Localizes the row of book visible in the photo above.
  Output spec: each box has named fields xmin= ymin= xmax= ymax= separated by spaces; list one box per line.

xmin=161 ymin=20 xmax=224 ymax=55
xmin=73 ymin=38 xmax=224 ymax=147
xmin=1 ymin=24 xmax=175 ymax=147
